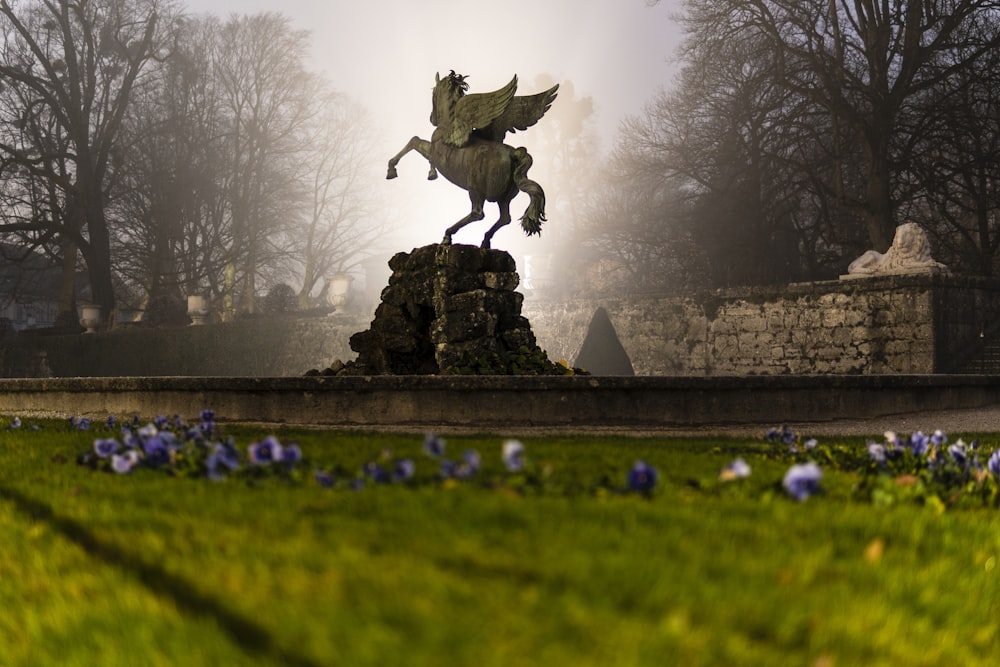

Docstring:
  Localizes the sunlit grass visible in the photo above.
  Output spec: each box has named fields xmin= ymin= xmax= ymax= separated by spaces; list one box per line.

xmin=1 ymin=421 xmax=999 ymax=665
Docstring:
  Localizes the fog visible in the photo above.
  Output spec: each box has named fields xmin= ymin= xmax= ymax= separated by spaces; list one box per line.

xmin=197 ymin=0 xmax=682 ymax=252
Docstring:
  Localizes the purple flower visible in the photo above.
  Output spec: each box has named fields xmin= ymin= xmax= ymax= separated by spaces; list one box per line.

xmin=909 ymin=432 xmax=929 ymax=456
xmin=121 ymin=430 xmax=140 ymax=449
xmin=948 ymin=440 xmax=968 ymax=467
xmin=804 ymin=438 xmax=818 ymax=451
xmin=281 ymin=443 xmax=302 ymax=469
xmin=988 ymin=450 xmax=1000 ymax=477
xmin=205 ymin=453 xmax=226 ymax=480
xmin=931 ymin=430 xmax=948 ymax=447
xmin=154 ymin=415 xmax=170 ymax=430
xmin=137 ymin=423 xmax=158 ymax=441
xmin=423 ymin=433 xmax=446 ymax=458
xmin=93 ymin=438 xmax=119 ymax=458
xmin=111 ymin=450 xmax=140 ymax=474
xmin=783 ymin=462 xmax=822 ymax=501
xmin=8 ymin=417 xmax=21 ymax=429
xmin=199 ymin=409 xmax=216 ymax=437
xmin=393 ymin=459 xmax=416 ymax=481
xmin=314 ymin=469 xmax=335 ymax=488
xmin=105 ymin=415 xmax=117 ymax=430
xmin=719 ymin=457 xmax=751 ymax=481
xmin=627 ymin=460 xmax=659 ymax=493
xmin=248 ymin=435 xmax=283 ymax=464
xmin=75 ymin=417 xmax=91 ymax=430
xmin=462 ymin=449 xmax=481 ymax=472
xmin=451 ymin=450 xmax=481 ymax=479
xmin=868 ymin=442 xmax=887 ymax=465
xmin=142 ymin=435 xmax=172 ymax=467
xmin=364 ymin=461 xmax=391 ymax=483
xmin=502 ymin=440 xmax=525 ymax=472
xmin=206 ymin=440 xmax=241 ymax=479
xmin=765 ymin=426 xmax=796 ymax=445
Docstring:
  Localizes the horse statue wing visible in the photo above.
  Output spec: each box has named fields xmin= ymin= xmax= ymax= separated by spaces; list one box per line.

xmin=481 ymin=83 xmax=560 ymax=142
xmin=444 ymin=75 xmax=519 ymax=147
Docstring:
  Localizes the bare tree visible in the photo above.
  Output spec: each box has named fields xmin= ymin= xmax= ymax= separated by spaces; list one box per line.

xmin=605 ymin=7 xmax=837 ymax=287
xmin=904 ymin=12 xmax=1000 ymax=275
xmin=213 ymin=12 xmax=314 ymax=317
xmin=632 ymin=0 xmax=1000 ymax=287
xmin=111 ymin=11 xmax=382 ymax=321
xmin=715 ymin=0 xmax=1000 ymax=250
xmin=112 ymin=12 xmax=228 ymax=322
xmin=0 ymin=0 xmax=176 ymax=325
xmin=295 ymin=90 xmax=381 ymax=309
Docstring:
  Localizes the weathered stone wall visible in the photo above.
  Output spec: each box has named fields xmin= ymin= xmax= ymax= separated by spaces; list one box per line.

xmin=524 ymin=274 xmax=1000 ymax=376
xmin=4 ymin=273 xmax=1000 ymax=377
xmin=6 ymin=375 xmax=1000 ymax=432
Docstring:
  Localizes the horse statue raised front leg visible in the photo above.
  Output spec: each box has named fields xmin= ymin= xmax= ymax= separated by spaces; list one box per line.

xmin=386 ymin=136 xmax=437 ymax=181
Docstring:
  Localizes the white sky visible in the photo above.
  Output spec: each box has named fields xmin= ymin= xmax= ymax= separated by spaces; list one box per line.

xmin=193 ymin=0 xmax=683 ymax=141
xmin=187 ymin=0 xmax=686 ymax=252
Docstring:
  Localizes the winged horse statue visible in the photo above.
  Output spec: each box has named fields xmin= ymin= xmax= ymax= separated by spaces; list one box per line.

xmin=387 ymin=71 xmax=559 ymax=248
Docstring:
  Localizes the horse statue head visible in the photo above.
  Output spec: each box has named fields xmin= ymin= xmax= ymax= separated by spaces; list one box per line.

xmin=430 ymin=70 xmax=469 ymax=127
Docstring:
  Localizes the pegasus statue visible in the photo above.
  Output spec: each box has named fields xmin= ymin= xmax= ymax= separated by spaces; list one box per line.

xmin=387 ymin=71 xmax=559 ymax=248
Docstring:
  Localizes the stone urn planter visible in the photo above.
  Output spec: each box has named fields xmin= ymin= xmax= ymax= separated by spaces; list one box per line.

xmin=187 ymin=295 xmax=209 ymax=326
xmin=327 ymin=274 xmax=354 ymax=308
xmin=79 ymin=304 xmax=102 ymax=334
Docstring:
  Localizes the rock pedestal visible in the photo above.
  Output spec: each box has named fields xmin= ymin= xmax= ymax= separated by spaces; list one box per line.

xmin=348 ymin=244 xmax=561 ymax=375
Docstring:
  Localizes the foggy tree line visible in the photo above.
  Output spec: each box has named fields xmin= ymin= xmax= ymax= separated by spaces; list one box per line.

xmin=576 ymin=0 xmax=1000 ymax=292
xmin=0 ymin=0 xmax=378 ymax=327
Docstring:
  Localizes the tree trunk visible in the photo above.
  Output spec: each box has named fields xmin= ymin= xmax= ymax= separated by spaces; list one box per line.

xmin=861 ymin=126 xmax=896 ymax=251
xmin=82 ymin=213 xmax=117 ymax=328
xmin=298 ymin=255 xmax=316 ymax=310
xmin=76 ymin=182 xmax=117 ymax=328
xmin=56 ymin=241 xmax=78 ymax=329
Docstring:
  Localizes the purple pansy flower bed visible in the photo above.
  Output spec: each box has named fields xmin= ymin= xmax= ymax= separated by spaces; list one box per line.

xmin=7 ymin=411 xmax=1000 ymax=508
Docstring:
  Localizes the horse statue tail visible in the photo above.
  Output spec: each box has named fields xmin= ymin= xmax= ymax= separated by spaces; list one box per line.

xmin=512 ymin=147 xmax=545 ymax=236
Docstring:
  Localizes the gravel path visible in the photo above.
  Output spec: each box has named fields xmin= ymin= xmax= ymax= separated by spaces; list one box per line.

xmin=659 ymin=405 xmax=1000 ymax=439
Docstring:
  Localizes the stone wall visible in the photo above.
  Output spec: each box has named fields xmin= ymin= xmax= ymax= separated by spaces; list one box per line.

xmin=3 ymin=273 xmax=999 ymax=377
xmin=6 ymin=375 xmax=1000 ymax=432
xmin=0 ymin=315 xmax=369 ymax=378
xmin=523 ymin=274 xmax=1000 ymax=376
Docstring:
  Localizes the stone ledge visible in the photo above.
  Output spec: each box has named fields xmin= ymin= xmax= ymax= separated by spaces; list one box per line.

xmin=3 ymin=375 xmax=1000 ymax=433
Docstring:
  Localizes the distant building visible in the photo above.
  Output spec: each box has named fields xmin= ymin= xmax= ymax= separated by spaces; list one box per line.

xmin=0 ymin=245 xmax=85 ymax=331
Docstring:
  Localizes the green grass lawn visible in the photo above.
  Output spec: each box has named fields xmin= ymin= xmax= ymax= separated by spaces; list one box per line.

xmin=1 ymin=417 xmax=999 ymax=666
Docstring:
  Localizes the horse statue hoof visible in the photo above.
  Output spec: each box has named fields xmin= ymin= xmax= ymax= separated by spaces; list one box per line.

xmin=386 ymin=166 xmax=398 ymax=180
xmin=427 ymin=170 xmax=438 ymax=181
xmin=441 ymin=235 xmax=452 ymax=246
